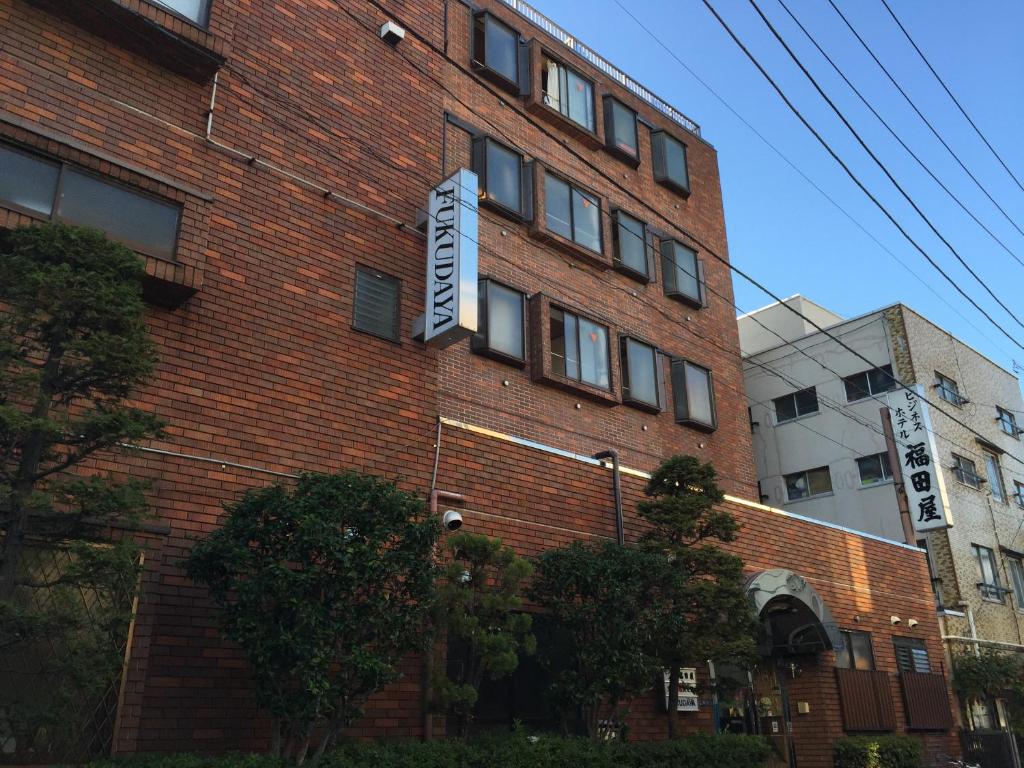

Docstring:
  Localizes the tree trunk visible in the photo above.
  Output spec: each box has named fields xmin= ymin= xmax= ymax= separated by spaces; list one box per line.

xmin=0 ymin=337 xmax=63 ymax=600
xmin=269 ymin=718 xmax=282 ymax=758
xmin=667 ymin=664 xmax=680 ymax=740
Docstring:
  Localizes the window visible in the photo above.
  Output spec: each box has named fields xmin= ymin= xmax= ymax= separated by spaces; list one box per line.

xmin=152 ymin=0 xmax=211 ymax=25
xmin=661 ymin=239 xmax=704 ymax=307
xmin=918 ymin=538 xmax=944 ymax=609
xmin=0 ymin=143 xmax=181 ymax=261
xmin=972 ymin=544 xmax=1004 ymax=601
xmin=544 ymin=173 xmax=601 ymax=254
xmin=1015 ymin=481 xmax=1024 ymax=509
xmin=472 ymin=279 xmax=525 ymax=363
xmin=953 ymin=454 xmax=983 ymax=489
xmin=472 ymin=12 xmax=522 ymax=92
xmin=857 ymin=452 xmax=893 ymax=487
xmin=843 ymin=364 xmax=895 ymax=402
xmin=835 ymin=630 xmax=875 ymax=671
xmin=893 ymin=637 xmax=932 ymax=673
xmin=541 ymin=56 xmax=595 ymax=133
xmin=651 ymin=131 xmax=690 ymax=195
xmin=353 ymin=266 xmax=400 ymax=342
xmin=670 ymin=360 xmax=716 ymax=429
xmin=612 ymin=210 xmax=650 ymax=280
xmin=473 ymin=137 xmax=526 ymax=217
xmin=550 ymin=308 xmax=609 ymax=389
xmin=621 ymin=337 xmax=662 ymax=410
xmin=984 ymin=452 xmax=1006 ymax=503
xmin=604 ymin=97 xmax=639 ymax=161
xmin=773 ymin=387 xmax=819 ymax=423
xmin=784 ymin=466 xmax=833 ymax=501
xmin=997 ymin=407 xmax=1020 ymax=438
xmin=1008 ymin=556 xmax=1024 ymax=611
xmin=935 ymin=373 xmax=964 ymax=406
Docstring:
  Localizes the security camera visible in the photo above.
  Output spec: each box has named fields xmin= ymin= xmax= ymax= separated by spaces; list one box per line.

xmin=442 ymin=509 xmax=463 ymax=532
xmin=908 ymin=618 xmax=919 ymax=628
xmin=890 ymin=615 xmax=901 ymax=625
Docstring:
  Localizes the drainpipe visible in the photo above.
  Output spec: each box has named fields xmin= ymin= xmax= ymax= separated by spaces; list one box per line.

xmin=422 ymin=488 xmax=464 ymax=741
xmin=593 ymin=450 xmax=624 ymax=545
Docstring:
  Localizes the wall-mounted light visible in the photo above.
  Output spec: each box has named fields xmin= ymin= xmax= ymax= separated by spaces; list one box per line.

xmin=891 ymin=615 xmax=901 ymax=626
xmin=379 ymin=20 xmax=406 ymax=45
xmin=908 ymin=618 xmax=919 ymax=628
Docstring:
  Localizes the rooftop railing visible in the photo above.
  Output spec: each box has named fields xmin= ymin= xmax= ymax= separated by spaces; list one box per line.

xmin=497 ymin=0 xmax=702 ymax=138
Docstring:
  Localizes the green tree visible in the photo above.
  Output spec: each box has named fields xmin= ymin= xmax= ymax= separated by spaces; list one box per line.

xmin=530 ymin=540 xmax=661 ymax=739
xmin=953 ymin=649 xmax=1024 ymax=727
xmin=0 ymin=223 xmax=160 ymax=757
xmin=430 ymin=532 xmax=535 ymax=736
xmin=637 ymin=456 xmax=758 ymax=739
xmin=185 ymin=471 xmax=439 ymax=763
xmin=0 ymin=223 xmax=161 ymax=597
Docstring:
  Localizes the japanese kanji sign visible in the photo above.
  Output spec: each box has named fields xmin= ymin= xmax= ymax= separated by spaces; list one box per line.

xmin=887 ymin=385 xmax=952 ymax=532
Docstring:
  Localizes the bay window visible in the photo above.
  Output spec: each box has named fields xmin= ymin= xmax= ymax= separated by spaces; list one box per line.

xmin=652 ymin=130 xmax=690 ymax=195
xmin=621 ymin=337 xmax=662 ymax=411
xmin=541 ymin=55 xmax=595 ymax=133
xmin=612 ymin=210 xmax=650 ymax=280
xmin=671 ymin=359 xmax=715 ymax=429
xmin=474 ymin=137 xmax=527 ymax=218
xmin=472 ymin=279 xmax=526 ymax=364
xmin=472 ymin=12 xmax=523 ymax=93
xmin=604 ymin=96 xmax=639 ymax=163
xmin=544 ymin=173 xmax=602 ymax=254
xmin=550 ymin=307 xmax=609 ymax=390
xmin=661 ymin=239 xmax=704 ymax=306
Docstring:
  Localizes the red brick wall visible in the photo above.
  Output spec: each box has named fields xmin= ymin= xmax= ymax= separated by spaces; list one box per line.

xmin=0 ymin=0 xmax=955 ymax=762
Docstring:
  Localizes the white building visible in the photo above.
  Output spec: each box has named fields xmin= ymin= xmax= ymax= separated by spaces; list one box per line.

xmin=740 ymin=297 xmax=1024 ymax=727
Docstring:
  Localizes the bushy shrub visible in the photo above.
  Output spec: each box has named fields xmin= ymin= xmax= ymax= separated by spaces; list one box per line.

xmin=88 ymin=732 xmax=772 ymax=768
xmin=834 ymin=734 xmax=923 ymax=768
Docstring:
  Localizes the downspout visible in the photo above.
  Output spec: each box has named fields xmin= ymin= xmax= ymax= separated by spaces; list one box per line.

xmin=422 ymin=487 xmax=464 ymax=741
xmin=593 ymin=450 xmax=624 ymax=545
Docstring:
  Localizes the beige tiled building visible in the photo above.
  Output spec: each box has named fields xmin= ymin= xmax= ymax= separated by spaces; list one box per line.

xmin=740 ymin=297 xmax=1024 ymax=728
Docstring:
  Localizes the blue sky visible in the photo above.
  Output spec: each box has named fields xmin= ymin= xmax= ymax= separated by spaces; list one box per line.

xmin=532 ymin=0 xmax=1024 ymax=375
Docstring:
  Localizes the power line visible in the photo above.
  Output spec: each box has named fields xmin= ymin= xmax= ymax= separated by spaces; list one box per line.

xmin=743 ymin=0 xmax=1024 ymax=337
xmin=75 ymin=0 xmax=1024 ymax=479
xmin=825 ymin=0 xmax=1024 ymax=244
xmin=606 ymin=0 xmax=1014 ymax=365
xmin=878 ymin=0 xmax=1024 ymax=198
xmin=774 ymin=0 xmax=1024 ymax=272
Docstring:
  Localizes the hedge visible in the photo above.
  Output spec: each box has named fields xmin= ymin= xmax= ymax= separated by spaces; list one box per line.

xmin=834 ymin=734 xmax=923 ymax=768
xmin=90 ymin=733 xmax=772 ymax=768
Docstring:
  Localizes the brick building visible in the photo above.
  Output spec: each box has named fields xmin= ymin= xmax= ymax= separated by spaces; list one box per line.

xmin=0 ymin=0 xmax=958 ymax=764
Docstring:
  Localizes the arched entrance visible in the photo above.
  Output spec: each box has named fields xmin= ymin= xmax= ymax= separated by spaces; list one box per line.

xmin=723 ymin=570 xmax=841 ymax=768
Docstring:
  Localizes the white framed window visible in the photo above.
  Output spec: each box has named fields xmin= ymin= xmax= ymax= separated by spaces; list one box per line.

xmin=972 ymin=544 xmax=1005 ymax=602
xmin=857 ymin=452 xmax=893 ymax=487
xmin=784 ymin=466 xmax=833 ymax=501
xmin=984 ymin=452 xmax=1006 ymax=503
xmin=773 ymin=387 xmax=819 ymax=423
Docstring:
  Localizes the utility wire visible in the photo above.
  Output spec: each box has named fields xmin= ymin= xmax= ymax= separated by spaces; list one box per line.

xmin=75 ymin=0 xmax=1024 ymax=478
xmin=743 ymin=0 xmax=1024 ymax=337
xmin=775 ymin=0 xmax=1024 ymax=271
xmin=607 ymin=0 xmax=1014 ymax=365
xmin=826 ymin=0 xmax=1024 ymax=243
xmin=879 ymin=0 xmax=1024 ymax=198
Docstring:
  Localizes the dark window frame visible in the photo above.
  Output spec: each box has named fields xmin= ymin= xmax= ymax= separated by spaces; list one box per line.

xmin=472 ymin=135 xmax=530 ymax=220
xmin=660 ymin=238 xmax=705 ymax=308
xmin=611 ymin=209 xmax=652 ymax=282
xmin=540 ymin=53 xmax=597 ymax=135
xmin=784 ymin=465 xmax=833 ymax=502
xmin=835 ymin=629 xmax=875 ymax=671
xmin=1015 ymin=481 xmax=1024 ymax=509
xmin=471 ymin=278 xmax=527 ymax=367
xmin=151 ymin=0 xmax=213 ymax=29
xmin=1007 ymin=554 xmax=1024 ymax=611
xmin=549 ymin=305 xmax=612 ymax=391
xmin=620 ymin=335 xmax=664 ymax=412
xmin=935 ymin=372 xmax=964 ymax=406
xmin=603 ymin=95 xmax=640 ymax=165
xmin=352 ymin=265 xmax=401 ymax=343
xmin=0 ymin=141 xmax=182 ymax=262
xmin=893 ymin=637 xmax=932 ymax=674
xmin=997 ymin=407 xmax=1020 ymax=439
xmin=543 ymin=170 xmax=603 ymax=256
xmin=856 ymin=452 xmax=893 ymax=487
xmin=470 ymin=11 xmax=524 ymax=94
xmin=843 ymin=364 xmax=895 ymax=402
xmin=651 ymin=130 xmax=691 ymax=196
xmin=773 ymin=387 xmax=819 ymax=423
xmin=953 ymin=454 xmax=984 ymax=490
xmin=670 ymin=358 xmax=717 ymax=431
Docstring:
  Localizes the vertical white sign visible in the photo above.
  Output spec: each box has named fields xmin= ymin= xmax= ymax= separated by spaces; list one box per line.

xmin=423 ymin=168 xmax=478 ymax=347
xmin=888 ymin=385 xmax=953 ymax=531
